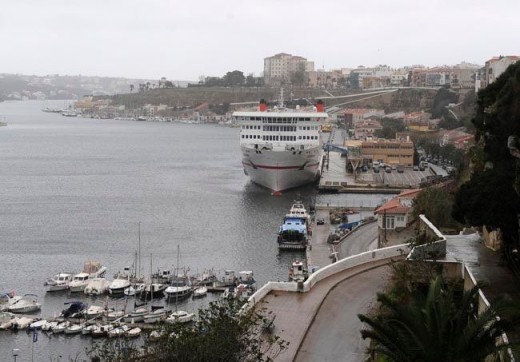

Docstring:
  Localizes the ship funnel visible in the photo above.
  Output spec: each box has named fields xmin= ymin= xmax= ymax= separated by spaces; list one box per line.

xmin=259 ymin=99 xmax=267 ymax=112
xmin=316 ymin=100 xmax=324 ymax=113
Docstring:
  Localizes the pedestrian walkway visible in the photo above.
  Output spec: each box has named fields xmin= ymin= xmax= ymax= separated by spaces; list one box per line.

xmin=446 ymin=234 xmax=520 ymax=301
xmin=262 ymin=230 xmax=520 ymax=362
xmin=261 ymin=258 xmax=401 ymax=362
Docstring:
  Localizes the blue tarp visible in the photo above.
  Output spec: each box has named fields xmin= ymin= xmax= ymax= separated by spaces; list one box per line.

xmin=280 ymin=218 xmax=307 ymax=233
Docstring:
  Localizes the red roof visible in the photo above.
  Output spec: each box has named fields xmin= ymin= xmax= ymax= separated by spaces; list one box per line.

xmin=375 ymin=189 xmax=422 ymax=215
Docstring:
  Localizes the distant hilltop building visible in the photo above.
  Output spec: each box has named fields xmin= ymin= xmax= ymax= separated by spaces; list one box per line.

xmin=263 ymin=53 xmax=314 ymax=86
xmin=410 ymin=62 xmax=479 ymax=89
xmin=475 ymin=55 xmax=520 ymax=91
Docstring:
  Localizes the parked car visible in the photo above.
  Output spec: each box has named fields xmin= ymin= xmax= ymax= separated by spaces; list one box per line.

xmin=385 ymin=167 xmax=391 ymax=173
xmin=373 ymin=166 xmax=380 ymax=173
xmin=413 ymin=165 xmax=419 ymax=171
xmin=397 ymin=165 xmax=404 ymax=173
xmin=317 ymin=218 xmax=325 ymax=225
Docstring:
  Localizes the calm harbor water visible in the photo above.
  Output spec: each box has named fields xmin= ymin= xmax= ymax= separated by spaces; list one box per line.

xmin=0 ymin=100 xmax=387 ymax=361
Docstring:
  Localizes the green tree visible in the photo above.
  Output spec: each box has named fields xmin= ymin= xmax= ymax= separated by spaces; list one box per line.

xmin=431 ymin=87 xmax=458 ymax=119
xmin=373 ymin=118 xmax=406 ymax=139
xmin=358 ymin=276 xmax=514 ymax=362
xmin=413 ymin=187 xmax=459 ymax=229
xmin=88 ymin=298 xmax=287 ymax=362
xmin=289 ymin=70 xmax=305 ymax=87
xmin=453 ymin=61 xmax=520 ymax=253
xmin=452 ymin=167 xmax=520 ymax=237
xmin=223 ymin=71 xmax=245 ymax=87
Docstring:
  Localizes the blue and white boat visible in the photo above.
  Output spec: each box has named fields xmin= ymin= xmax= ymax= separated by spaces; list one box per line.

xmin=277 ymin=200 xmax=310 ymax=250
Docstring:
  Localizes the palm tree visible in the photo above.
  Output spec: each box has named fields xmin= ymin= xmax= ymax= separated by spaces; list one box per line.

xmin=358 ymin=277 xmax=515 ymax=362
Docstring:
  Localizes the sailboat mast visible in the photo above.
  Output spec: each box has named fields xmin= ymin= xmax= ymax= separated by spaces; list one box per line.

xmin=138 ymin=222 xmax=141 ymax=279
xmin=150 ymin=253 xmax=153 ymax=305
xmin=176 ymin=245 xmax=180 ymax=309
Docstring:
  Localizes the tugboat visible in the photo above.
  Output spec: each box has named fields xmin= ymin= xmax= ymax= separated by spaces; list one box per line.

xmin=288 ymin=259 xmax=308 ymax=282
xmin=277 ymin=199 xmax=310 ymax=250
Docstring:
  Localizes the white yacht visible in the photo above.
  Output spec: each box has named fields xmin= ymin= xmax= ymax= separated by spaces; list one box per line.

xmin=84 ymin=278 xmax=110 ymax=296
xmin=44 ymin=273 xmax=74 ymax=292
xmin=69 ymin=273 xmax=90 ymax=293
xmin=166 ymin=310 xmax=195 ymax=324
xmin=69 ymin=261 xmax=107 ymax=292
xmin=233 ymin=96 xmax=327 ymax=193
xmin=8 ymin=294 xmax=41 ymax=314
xmin=108 ymin=268 xmax=132 ymax=295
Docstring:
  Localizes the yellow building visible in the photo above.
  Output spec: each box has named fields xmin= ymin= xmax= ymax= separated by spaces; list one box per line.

xmin=359 ymin=138 xmax=414 ymax=166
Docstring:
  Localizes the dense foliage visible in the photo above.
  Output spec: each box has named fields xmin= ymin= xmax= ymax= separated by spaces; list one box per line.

xmin=431 ymin=87 xmax=459 ymax=119
xmin=88 ymin=298 xmax=287 ymax=362
xmin=452 ymin=62 xmax=520 ymax=252
xmin=373 ymin=118 xmax=406 ymax=139
xmin=359 ymin=276 xmax=515 ymax=362
xmin=413 ymin=187 xmax=460 ymax=229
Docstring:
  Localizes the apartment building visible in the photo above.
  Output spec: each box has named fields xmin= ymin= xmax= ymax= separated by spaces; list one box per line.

xmin=411 ymin=63 xmax=479 ymax=89
xmin=475 ymin=56 xmax=520 ymax=91
xmin=263 ymin=53 xmax=312 ymax=86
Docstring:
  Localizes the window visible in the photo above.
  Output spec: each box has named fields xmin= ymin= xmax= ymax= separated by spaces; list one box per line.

xmin=383 ymin=215 xmax=395 ymax=229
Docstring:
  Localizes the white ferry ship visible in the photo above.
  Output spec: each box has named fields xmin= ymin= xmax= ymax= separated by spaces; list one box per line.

xmin=233 ymin=98 xmax=328 ymax=193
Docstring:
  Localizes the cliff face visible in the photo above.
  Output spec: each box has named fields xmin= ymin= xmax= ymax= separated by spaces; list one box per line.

xmin=105 ymin=87 xmax=439 ymax=114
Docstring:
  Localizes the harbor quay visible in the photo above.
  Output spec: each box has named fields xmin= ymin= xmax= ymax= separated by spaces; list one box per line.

xmin=245 ymin=216 xmax=518 ymax=362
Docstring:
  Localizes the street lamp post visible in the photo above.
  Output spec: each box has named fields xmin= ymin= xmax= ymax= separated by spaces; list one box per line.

xmin=12 ymin=348 xmax=20 ymax=362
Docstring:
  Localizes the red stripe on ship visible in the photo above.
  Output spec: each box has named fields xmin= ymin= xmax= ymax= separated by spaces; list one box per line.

xmin=243 ymin=162 xmax=319 ymax=170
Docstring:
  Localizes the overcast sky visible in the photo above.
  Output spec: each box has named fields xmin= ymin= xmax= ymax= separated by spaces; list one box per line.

xmin=1 ymin=0 xmax=519 ymax=81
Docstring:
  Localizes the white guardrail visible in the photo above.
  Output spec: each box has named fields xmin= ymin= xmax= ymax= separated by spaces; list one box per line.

xmin=243 ymin=243 xmax=410 ymax=310
xmin=242 ymin=214 xmax=515 ymax=361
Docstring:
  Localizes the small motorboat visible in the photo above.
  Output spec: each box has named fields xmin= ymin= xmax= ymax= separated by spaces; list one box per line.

xmin=82 ymin=324 xmax=97 ymax=335
xmin=106 ymin=310 xmax=125 ymax=322
xmin=69 ymin=273 xmax=90 ymax=293
xmin=149 ymin=329 xmax=165 ymax=340
xmin=166 ymin=310 xmax=194 ymax=324
xmin=8 ymin=294 xmax=41 ymax=314
xmin=126 ymin=327 xmax=142 ymax=338
xmin=143 ymin=307 xmax=169 ymax=324
xmin=124 ymin=283 xmax=145 ymax=297
xmin=84 ymin=278 xmax=110 ymax=296
xmin=108 ymin=324 xmax=130 ymax=338
xmin=64 ymin=323 xmax=83 ymax=335
xmin=44 ymin=273 xmax=74 ymax=292
xmin=0 ymin=312 xmax=16 ymax=330
xmin=140 ymin=283 xmax=167 ymax=300
xmin=91 ymin=324 xmax=113 ymax=338
xmin=41 ymin=321 xmax=59 ymax=332
xmin=52 ymin=321 xmax=70 ymax=334
xmin=123 ymin=306 xmax=149 ymax=323
xmin=60 ymin=301 xmax=87 ymax=318
xmin=14 ymin=316 xmax=34 ymax=330
xmin=192 ymin=286 xmax=207 ymax=299
xmin=0 ymin=291 xmax=16 ymax=311
xmin=29 ymin=319 xmax=47 ymax=329
xmin=86 ymin=305 xmax=106 ymax=319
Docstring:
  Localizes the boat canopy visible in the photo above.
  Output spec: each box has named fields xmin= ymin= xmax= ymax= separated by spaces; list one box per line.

xmin=281 ymin=218 xmax=307 ymax=233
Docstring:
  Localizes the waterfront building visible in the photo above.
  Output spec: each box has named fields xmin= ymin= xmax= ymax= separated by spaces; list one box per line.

xmin=354 ymin=137 xmax=414 ymax=166
xmin=375 ymin=189 xmax=422 ymax=246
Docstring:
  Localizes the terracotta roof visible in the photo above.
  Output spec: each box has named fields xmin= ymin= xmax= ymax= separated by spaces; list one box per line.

xmin=375 ymin=189 xmax=422 ymax=215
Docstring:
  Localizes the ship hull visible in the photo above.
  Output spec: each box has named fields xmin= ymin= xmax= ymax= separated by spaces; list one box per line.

xmin=241 ymin=146 xmax=322 ymax=192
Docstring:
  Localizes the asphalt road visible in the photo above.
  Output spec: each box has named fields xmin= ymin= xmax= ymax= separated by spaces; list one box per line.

xmin=295 ymin=221 xmax=383 ymax=362
xmin=295 ymin=266 xmax=391 ymax=362
xmin=338 ymin=222 xmax=378 ymax=258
